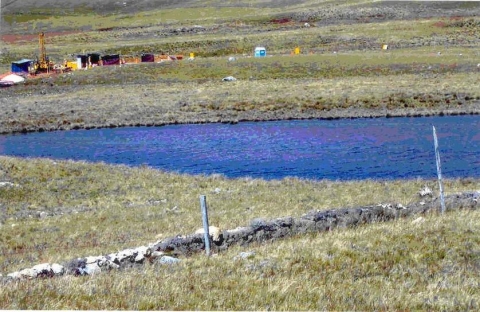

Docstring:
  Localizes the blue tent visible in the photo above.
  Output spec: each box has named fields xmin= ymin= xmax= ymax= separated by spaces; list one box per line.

xmin=11 ymin=59 xmax=33 ymax=74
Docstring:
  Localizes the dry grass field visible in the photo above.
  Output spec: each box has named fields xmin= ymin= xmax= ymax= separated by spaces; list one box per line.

xmin=1 ymin=0 xmax=480 ymax=310
xmin=0 ymin=156 xmax=479 ymax=310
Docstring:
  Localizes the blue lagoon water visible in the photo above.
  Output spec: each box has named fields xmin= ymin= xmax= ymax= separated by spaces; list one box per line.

xmin=0 ymin=115 xmax=478 ymax=180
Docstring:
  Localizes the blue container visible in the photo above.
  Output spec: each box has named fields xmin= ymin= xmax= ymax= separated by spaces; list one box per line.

xmin=11 ymin=59 xmax=33 ymax=74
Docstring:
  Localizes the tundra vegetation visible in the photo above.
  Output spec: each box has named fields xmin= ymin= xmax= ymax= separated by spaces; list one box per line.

xmin=0 ymin=0 xmax=480 ymax=310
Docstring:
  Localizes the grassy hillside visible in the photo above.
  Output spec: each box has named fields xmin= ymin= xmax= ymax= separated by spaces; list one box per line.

xmin=0 ymin=157 xmax=480 ymax=310
xmin=0 ymin=156 xmax=479 ymax=310
xmin=1 ymin=1 xmax=480 ymax=310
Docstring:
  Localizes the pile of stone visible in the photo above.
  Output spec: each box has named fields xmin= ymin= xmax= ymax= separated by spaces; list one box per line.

xmin=3 ymin=191 xmax=479 ymax=281
xmin=5 ymin=244 xmax=181 ymax=280
xmin=6 ymin=263 xmax=65 ymax=280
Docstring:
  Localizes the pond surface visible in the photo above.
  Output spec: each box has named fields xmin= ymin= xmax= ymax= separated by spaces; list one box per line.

xmin=0 ymin=115 xmax=478 ymax=181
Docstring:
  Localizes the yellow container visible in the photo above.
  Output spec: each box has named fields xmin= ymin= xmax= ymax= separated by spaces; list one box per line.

xmin=66 ymin=61 xmax=78 ymax=70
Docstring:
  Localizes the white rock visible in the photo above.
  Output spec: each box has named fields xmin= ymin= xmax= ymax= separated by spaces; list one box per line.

xmin=107 ymin=261 xmax=120 ymax=269
xmin=107 ymin=253 xmax=118 ymax=263
xmin=0 ymin=182 xmax=19 ymax=188
xmin=98 ymin=259 xmax=119 ymax=270
xmin=135 ymin=246 xmax=149 ymax=255
xmin=7 ymin=271 xmax=21 ymax=280
xmin=134 ymin=246 xmax=149 ymax=262
xmin=228 ymin=56 xmax=236 ymax=62
xmin=150 ymin=251 xmax=166 ymax=259
xmin=119 ymin=248 xmax=135 ymax=258
xmin=396 ymin=203 xmax=406 ymax=210
xmin=195 ymin=226 xmax=222 ymax=242
xmin=134 ymin=253 xmax=145 ymax=262
xmin=85 ymin=256 xmax=103 ymax=264
xmin=112 ymin=261 xmax=121 ymax=269
xmin=159 ymin=256 xmax=181 ymax=265
xmin=227 ymin=226 xmax=249 ymax=234
xmin=83 ymin=263 xmax=102 ymax=275
xmin=51 ymin=263 xmax=65 ymax=275
xmin=377 ymin=203 xmax=392 ymax=209
xmin=222 ymin=76 xmax=237 ymax=82
xmin=32 ymin=263 xmax=51 ymax=275
xmin=19 ymin=268 xmax=37 ymax=279
xmin=419 ymin=186 xmax=432 ymax=197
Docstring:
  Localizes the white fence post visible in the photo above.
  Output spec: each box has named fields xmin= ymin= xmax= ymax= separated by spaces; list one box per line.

xmin=199 ymin=195 xmax=211 ymax=256
xmin=433 ymin=126 xmax=446 ymax=214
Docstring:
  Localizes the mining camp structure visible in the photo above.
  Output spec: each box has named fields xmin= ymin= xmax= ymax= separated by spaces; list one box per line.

xmin=3 ymin=32 xmax=186 ymax=84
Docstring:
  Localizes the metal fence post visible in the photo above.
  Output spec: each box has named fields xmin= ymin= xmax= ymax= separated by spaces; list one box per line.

xmin=199 ymin=195 xmax=211 ymax=256
xmin=433 ymin=126 xmax=446 ymax=214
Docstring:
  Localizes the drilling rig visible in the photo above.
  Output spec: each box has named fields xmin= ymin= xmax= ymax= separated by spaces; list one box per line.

xmin=30 ymin=32 xmax=54 ymax=74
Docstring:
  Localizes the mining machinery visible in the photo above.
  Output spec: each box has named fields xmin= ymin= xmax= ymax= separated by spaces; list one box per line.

xmin=30 ymin=32 xmax=54 ymax=74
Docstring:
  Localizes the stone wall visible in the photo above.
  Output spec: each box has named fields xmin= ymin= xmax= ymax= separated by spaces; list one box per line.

xmin=152 ymin=192 xmax=479 ymax=256
xmin=3 ymin=191 xmax=479 ymax=280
